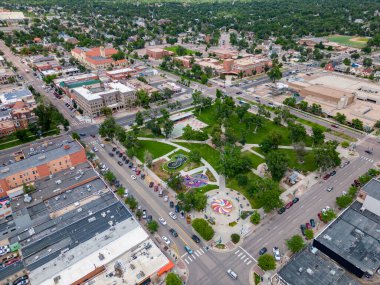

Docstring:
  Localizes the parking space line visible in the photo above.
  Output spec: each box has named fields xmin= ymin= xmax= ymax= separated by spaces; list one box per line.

xmin=238 ymin=252 xmax=243 ymax=257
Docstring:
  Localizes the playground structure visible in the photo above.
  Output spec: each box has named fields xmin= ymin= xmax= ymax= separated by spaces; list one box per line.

xmin=183 ymin=173 xmax=209 ymax=188
xmin=167 ymin=154 xmax=188 ymax=169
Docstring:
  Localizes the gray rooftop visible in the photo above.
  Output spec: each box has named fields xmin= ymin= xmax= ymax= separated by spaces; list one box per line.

xmin=0 ymin=137 xmax=83 ymax=179
xmin=1 ymin=89 xmax=32 ymax=100
xmin=362 ymin=178 xmax=380 ymax=201
xmin=314 ymin=201 xmax=380 ymax=274
xmin=278 ymin=247 xmax=360 ymax=285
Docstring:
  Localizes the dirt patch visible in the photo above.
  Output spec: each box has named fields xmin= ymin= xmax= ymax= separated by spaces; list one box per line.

xmin=206 ymin=169 xmax=217 ymax=182
xmin=151 ymin=159 xmax=171 ymax=180
xmin=350 ymin=37 xmax=368 ymax=43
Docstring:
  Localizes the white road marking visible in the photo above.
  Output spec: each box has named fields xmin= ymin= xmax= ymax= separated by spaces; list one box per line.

xmin=192 ymin=254 xmax=196 ymax=260
xmin=244 ymin=258 xmax=250 ymax=262
xmin=238 ymin=252 xmax=243 ymax=257
xmin=181 ymin=253 xmax=188 ymax=258
xmin=185 ymin=259 xmax=189 ymax=264
xmin=238 ymin=246 xmax=257 ymax=262
xmin=200 ymin=249 xmax=205 ymax=254
xmin=188 ymin=256 xmax=192 ymax=262
xmin=300 ymin=205 xmax=304 ymax=209
xmin=235 ymin=250 xmax=240 ymax=254
xmin=246 ymin=260 xmax=252 ymax=265
xmin=240 ymin=254 xmax=246 ymax=260
xmin=195 ymin=251 xmax=200 ymax=257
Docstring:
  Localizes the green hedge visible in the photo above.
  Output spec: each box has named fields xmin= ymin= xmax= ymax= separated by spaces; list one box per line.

xmin=192 ymin=218 xmax=215 ymax=241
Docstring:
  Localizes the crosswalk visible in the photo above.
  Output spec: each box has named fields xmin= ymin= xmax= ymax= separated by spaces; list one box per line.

xmin=182 ymin=248 xmax=206 ymax=264
xmin=233 ymin=249 xmax=254 ymax=266
xmin=360 ymin=156 xmax=374 ymax=163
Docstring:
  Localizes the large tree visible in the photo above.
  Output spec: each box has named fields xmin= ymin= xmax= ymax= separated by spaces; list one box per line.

xmin=312 ymin=126 xmax=325 ymax=146
xmin=313 ymin=141 xmax=341 ymax=171
xmin=166 ymin=273 xmax=182 ymax=285
xmin=99 ymin=117 xmax=117 ymax=139
xmin=265 ymin=151 xmax=289 ymax=181
xmin=289 ymin=123 xmax=307 ymax=143
xmin=286 ymin=235 xmax=305 ymax=253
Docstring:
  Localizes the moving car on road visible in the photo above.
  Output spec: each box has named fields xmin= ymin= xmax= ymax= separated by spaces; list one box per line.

xmin=184 ymin=245 xmax=193 ymax=254
xmin=162 ymin=236 xmax=171 ymax=245
xmin=169 ymin=212 xmax=177 ymax=220
xmin=159 ymin=217 xmax=167 ymax=225
xmin=131 ymin=175 xmax=136 ymax=180
xmin=227 ymin=269 xmax=238 ymax=280
xmin=169 ymin=229 xmax=178 ymax=237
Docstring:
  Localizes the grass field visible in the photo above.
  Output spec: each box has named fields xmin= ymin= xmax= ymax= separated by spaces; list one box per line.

xmin=136 ymin=140 xmax=175 ymax=162
xmin=164 ymin=45 xmax=196 ymax=55
xmin=327 ymin=35 xmax=368 ymax=49
xmin=241 ymin=151 xmax=265 ymax=169
xmin=195 ymin=105 xmax=313 ymax=146
xmin=176 ymin=142 xmax=221 ymax=171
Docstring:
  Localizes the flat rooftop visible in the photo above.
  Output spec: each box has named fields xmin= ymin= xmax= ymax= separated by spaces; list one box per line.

xmin=278 ymin=247 xmax=360 ymax=285
xmin=314 ymin=201 xmax=380 ymax=274
xmin=0 ymin=137 xmax=83 ymax=179
xmin=106 ymin=67 xmax=134 ymax=75
xmin=361 ymin=178 xmax=380 ymax=201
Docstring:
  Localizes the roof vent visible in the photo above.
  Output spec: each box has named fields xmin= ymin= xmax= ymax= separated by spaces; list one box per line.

xmin=323 ymin=234 xmax=332 ymax=241
xmin=306 ymin=268 xmax=314 ymax=275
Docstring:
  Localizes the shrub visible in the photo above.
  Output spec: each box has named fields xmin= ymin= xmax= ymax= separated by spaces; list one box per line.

xmin=228 ymin=221 xmax=237 ymax=227
xmin=341 ymin=141 xmax=349 ymax=148
xmin=305 ymin=229 xmax=314 ymax=240
xmin=336 ymin=194 xmax=353 ymax=208
xmin=192 ymin=218 xmax=215 ymax=241
xmin=231 ymin=233 xmax=240 ymax=244
xmin=250 ymin=211 xmax=261 ymax=225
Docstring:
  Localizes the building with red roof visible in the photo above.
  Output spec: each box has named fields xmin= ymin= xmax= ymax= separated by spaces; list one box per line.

xmin=71 ymin=46 xmax=128 ymax=70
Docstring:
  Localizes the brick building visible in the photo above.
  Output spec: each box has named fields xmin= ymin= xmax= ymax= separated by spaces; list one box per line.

xmin=0 ymin=136 xmax=87 ymax=197
xmin=146 ymin=48 xmax=174 ymax=60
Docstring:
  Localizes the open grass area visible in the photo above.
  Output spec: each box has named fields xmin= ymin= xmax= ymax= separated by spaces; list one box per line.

xmin=253 ymin=148 xmax=318 ymax=172
xmin=226 ymin=172 xmax=261 ymax=209
xmin=192 ymin=184 xmax=219 ymax=193
xmin=195 ymin=105 xmax=313 ymax=146
xmin=327 ymin=35 xmax=368 ymax=49
xmin=136 ymin=140 xmax=176 ymax=162
xmin=241 ymin=151 xmax=265 ymax=169
xmin=133 ymin=127 xmax=165 ymax=138
xmin=176 ymin=142 xmax=221 ymax=171
xmin=164 ymin=45 xmax=196 ymax=55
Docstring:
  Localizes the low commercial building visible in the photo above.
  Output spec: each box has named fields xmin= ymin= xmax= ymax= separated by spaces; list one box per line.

xmin=5 ymin=163 xmax=172 ymax=285
xmin=357 ymin=178 xmax=380 ymax=217
xmin=72 ymin=82 xmax=136 ymax=117
xmin=276 ymin=246 xmax=360 ymax=285
xmin=158 ymin=81 xmax=182 ymax=93
xmin=106 ymin=67 xmax=135 ymax=80
xmin=0 ymin=135 xmax=87 ymax=197
xmin=313 ymin=201 xmax=380 ymax=278
xmin=146 ymin=48 xmax=174 ymax=60
xmin=71 ymin=46 xmax=128 ymax=69
xmin=0 ymin=10 xmax=24 ymax=25
xmin=226 ymin=56 xmax=272 ymax=76
xmin=210 ymin=48 xmax=238 ymax=59
xmin=0 ymin=89 xmax=35 ymax=107
xmin=124 ymin=78 xmax=159 ymax=94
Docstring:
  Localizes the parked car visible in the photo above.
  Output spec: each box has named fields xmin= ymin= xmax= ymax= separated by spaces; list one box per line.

xmin=300 ymin=224 xmax=306 ymax=236
xmin=285 ymin=201 xmax=293 ymax=209
xmin=131 ymin=175 xmax=137 ymax=180
xmin=164 ymin=195 xmax=169 ymax=202
xmin=292 ymin=197 xmax=299 ymax=203
xmin=162 ymin=236 xmax=171 ymax=245
xmin=142 ymin=210 xmax=147 ymax=219
xmin=259 ymin=247 xmax=267 ymax=255
xmin=149 ymin=182 xmax=154 ymax=188
xmin=306 ymin=222 xmax=311 ymax=230
xmin=310 ymin=219 xmax=316 ymax=228
xmin=323 ymin=174 xmax=330 ymax=180
xmin=141 ymin=173 xmax=146 ymax=179
xmin=154 ymin=185 xmax=159 ymax=192
xmin=184 ymin=245 xmax=193 ymax=254
xmin=122 ymin=156 xmax=126 ymax=161
xmin=326 ymin=187 xmax=333 ymax=192
xmin=317 ymin=212 xmax=323 ymax=221
xmin=136 ymin=170 xmax=141 ymax=175
xmin=108 ymin=152 xmax=114 ymax=157
xmin=330 ymin=170 xmax=337 ymax=176
xmin=169 ymin=212 xmax=177 ymax=220
xmin=192 ymin=235 xmax=201 ymax=243
xmin=169 ymin=201 xmax=174 ymax=208
xmin=112 ymin=147 xmax=116 ymax=152
xmin=117 ymin=161 xmax=123 ymax=166
xmin=278 ymin=207 xmax=286 ymax=214
xmin=159 ymin=217 xmax=167 ymax=225
xmin=175 ymin=205 xmax=180 ymax=213
xmin=273 ymin=247 xmax=281 ymax=261
xmin=169 ymin=228 xmax=178 ymax=238
xmin=147 ymin=215 xmax=152 ymax=222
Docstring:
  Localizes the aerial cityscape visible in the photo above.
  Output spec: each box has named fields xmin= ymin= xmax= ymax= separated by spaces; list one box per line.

xmin=0 ymin=1 xmax=379 ymax=285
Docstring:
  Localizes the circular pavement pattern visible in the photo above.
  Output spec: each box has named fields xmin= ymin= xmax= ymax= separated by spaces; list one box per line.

xmin=211 ymin=199 xmax=233 ymax=214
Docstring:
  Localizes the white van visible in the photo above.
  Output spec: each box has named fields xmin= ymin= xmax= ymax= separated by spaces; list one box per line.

xmin=227 ymin=269 xmax=238 ymax=280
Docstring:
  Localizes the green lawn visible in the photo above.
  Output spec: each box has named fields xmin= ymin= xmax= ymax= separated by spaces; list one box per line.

xmin=327 ymin=35 xmax=368 ymax=49
xmin=195 ymin=105 xmax=313 ymax=146
xmin=136 ymin=140 xmax=176 ymax=162
xmin=253 ymin=148 xmax=318 ymax=172
xmin=226 ymin=172 xmax=262 ymax=209
xmin=164 ymin=45 xmax=196 ymax=55
xmin=241 ymin=151 xmax=265 ymax=169
xmin=193 ymin=184 xmax=219 ymax=193
xmin=176 ymin=142 xmax=221 ymax=171
xmin=163 ymin=149 xmax=203 ymax=172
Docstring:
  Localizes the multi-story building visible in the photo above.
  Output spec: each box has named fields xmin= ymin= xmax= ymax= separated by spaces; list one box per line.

xmin=124 ymin=78 xmax=159 ymax=94
xmin=0 ymin=136 xmax=87 ymax=197
xmin=210 ymin=48 xmax=238 ymax=59
xmin=225 ymin=56 xmax=272 ymax=76
xmin=146 ymin=48 xmax=174 ymax=60
xmin=106 ymin=67 xmax=135 ymax=80
xmin=71 ymin=46 xmax=128 ymax=70
xmin=72 ymin=82 xmax=136 ymax=117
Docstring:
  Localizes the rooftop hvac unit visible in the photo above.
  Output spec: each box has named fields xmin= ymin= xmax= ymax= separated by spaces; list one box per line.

xmin=306 ymin=268 xmax=314 ymax=275
xmin=55 ymin=180 xmax=62 ymax=185
xmin=38 ymin=155 xmax=46 ymax=160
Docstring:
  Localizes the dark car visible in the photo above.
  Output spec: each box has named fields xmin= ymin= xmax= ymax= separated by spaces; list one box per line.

xmin=323 ymin=174 xmax=330 ymax=180
xmin=128 ymin=162 xmax=133 ymax=168
xmin=293 ymin=197 xmax=299 ymax=203
xmin=310 ymin=219 xmax=316 ymax=228
xmin=108 ymin=152 xmax=114 ymax=157
xmin=118 ymin=161 xmax=123 ymax=166
xmin=365 ymin=150 xmax=373 ymax=155
xmin=259 ymin=247 xmax=267 ymax=255
xmin=149 ymin=182 xmax=154 ymax=188
xmin=141 ymin=173 xmax=146 ymax=179
xmin=112 ymin=147 xmax=116 ymax=152
xmin=169 ymin=228 xmax=178 ymax=238
xmin=330 ymin=170 xmax=336 ymax=176
xmin=192 ymin=235 xmax=201 ymax=243
xmin=79 ymin=133 xmax=86 ymax=137
xmin=277 ymin=207 xmax=286 ymax=214
xmin=125 ymin=159 xmax=130 ymax=164
xmin=116 ymin=150 xmax=120 ymax=154
xmin=175 ymin=205 xmax=180 ymax=213
xmin=118 ymin=152 xmax=123 ymax=157
xmin=122 ymin=156 xmax=127 ymax=161
xmin=169 ymin=201 xmax=174 ymax=208
xmin=147 ymin=215 xmax=152 ymax=222
xmin=300 ymin=224 xmax=306 ymax=236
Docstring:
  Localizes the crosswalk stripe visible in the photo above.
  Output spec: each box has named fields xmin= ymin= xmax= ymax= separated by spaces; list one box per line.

xmin=192 ymin=254 xmax=196 ymax=260
xmin=195 ymin=251 xmax=200 ymax=257
xmin=244 ymin=258 xmax=250 ymax=262
xmin=246 ymin=260 xmax=252 ymax=265
xmin=188 ymin=256 xmax=192 ymax=262
xmin=199 ymin=249 xmax=204 ymax=254
xmin=235 ymin=250 xmax=240 ymax=254
xmin=185 ymin=259 xmax=189 ymax=264
xmin=238 ymin=252 xmax=243 ymax=257
xmin=241 ymin=254 xmax=246 ymax=260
